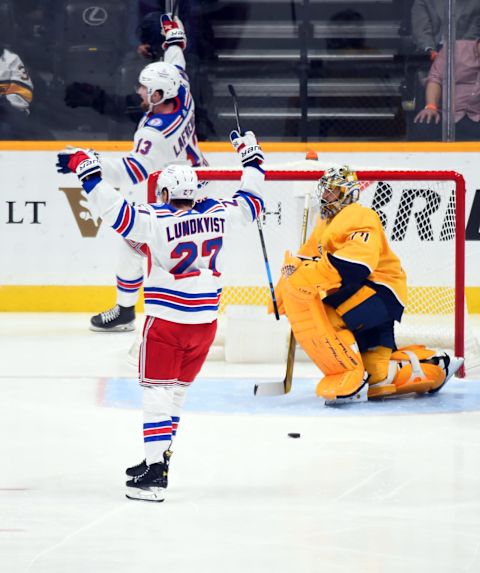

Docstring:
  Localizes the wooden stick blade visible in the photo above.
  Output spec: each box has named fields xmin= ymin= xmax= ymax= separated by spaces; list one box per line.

xmin=253 ymin=334 xmax=296 ymax=396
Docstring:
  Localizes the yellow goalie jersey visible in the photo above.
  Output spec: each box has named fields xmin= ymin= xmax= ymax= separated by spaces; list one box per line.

xmin=297 ymin=202 xmax=407 ymax=317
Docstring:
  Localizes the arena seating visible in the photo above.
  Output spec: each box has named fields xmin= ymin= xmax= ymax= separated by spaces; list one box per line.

xmin=207 ymin=0 xmax=417 ymax=140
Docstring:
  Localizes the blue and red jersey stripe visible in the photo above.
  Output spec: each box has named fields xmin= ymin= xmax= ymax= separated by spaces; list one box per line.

xmin=144 ymin=286 xmax=222 ymax=313
xmin=112 ymin=200 xmax=136 ymax=237
xmin=123 ymin=156 xmax=148 ymax=184
xmin=233 ymin=190 xmax=264 ymax=221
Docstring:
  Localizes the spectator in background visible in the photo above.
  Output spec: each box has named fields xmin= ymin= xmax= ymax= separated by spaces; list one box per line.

xmin=63 ymin=5 xmax=167 ymax=127
xmin=64 ymin=1 xmax=216 ymax=140
xmin=0 ymin=47 xmax=33 ymax=139
xmin=412 ymin=39 xmax=480 ymax=140
xmin=411 ymin=0 xmax=480 ymax=60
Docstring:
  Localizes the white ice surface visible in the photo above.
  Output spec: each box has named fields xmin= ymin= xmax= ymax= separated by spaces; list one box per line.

xmin=1 ymin=313 xmax=480 ymax=573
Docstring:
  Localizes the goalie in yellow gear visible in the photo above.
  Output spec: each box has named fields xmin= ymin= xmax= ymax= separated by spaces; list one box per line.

xmin=273 ymin=166 xmax=463 ymax=404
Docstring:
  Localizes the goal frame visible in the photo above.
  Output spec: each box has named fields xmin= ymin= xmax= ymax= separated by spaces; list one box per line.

xmin=192 ymin=168 xmax=467 ymax=369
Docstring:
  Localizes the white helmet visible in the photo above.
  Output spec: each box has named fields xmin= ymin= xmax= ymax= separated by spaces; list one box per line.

xmin=156 ymin=164 xmax=198 ymax=203
xmin=138 ymin=62 xmax=181 ymax=107
xmin=316 ymin=166 xmax=361 ymax=219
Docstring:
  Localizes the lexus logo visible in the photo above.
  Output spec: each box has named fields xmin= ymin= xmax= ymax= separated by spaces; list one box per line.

xmin=82 ymin=6 xmax=108 ymax=26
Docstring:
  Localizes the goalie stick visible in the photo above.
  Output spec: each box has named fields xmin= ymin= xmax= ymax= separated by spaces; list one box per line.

xmin=254 ymin=191 xmax=311 ymax=396
xmin=227 ymin=83 xmax=280 ymax=320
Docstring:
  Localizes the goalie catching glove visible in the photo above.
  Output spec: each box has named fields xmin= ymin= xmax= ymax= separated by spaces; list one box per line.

xmin=283 ymin=251 xmax=342 ymax=297
xmin=56 ymin=148 xmax=101 ymax=183
xmin=160 ymin=14 xmax=187 ymax=50
xmin=230 ymin=130 xmax=264 ymax=168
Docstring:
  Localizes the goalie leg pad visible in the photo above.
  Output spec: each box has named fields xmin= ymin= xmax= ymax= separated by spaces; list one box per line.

xmin=282 ymin=284 xmax=365 ymax=400
xmin=315 ymin=326 xmax=367 ymax=401
xmin=368 ymin=345 xmax=463 ymax=398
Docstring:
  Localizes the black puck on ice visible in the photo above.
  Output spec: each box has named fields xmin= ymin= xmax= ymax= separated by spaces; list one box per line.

xmin=288 ymin=432 xmax=301 ymax=439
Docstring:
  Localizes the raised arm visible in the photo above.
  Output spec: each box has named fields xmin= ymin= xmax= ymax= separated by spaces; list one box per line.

xmin=217 ymin=131 xmax=265 ymax=225
xmin=56 ymin=149 xmax=156 ymax=244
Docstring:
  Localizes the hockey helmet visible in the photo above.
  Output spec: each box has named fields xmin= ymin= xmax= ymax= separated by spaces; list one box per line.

xmin=156 ymin=164 xmax=198 ymax=203
xmin=138 ymin=61 xmax=181 ymax=106
xmin=316 ymin=165 xmax=360 ymax=219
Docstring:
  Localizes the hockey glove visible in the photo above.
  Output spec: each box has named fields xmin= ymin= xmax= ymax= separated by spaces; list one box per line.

xmin=281 ymin=250 xmax=302 ymax=279
xmin=287 ymin=257 xmax=342 ymax=296
xmin=161 ymin=14 xmax=187 ymax=50
xmin=56 ymin=148 xmax=101 ymax=183
xmin=230 ymin=130 xmax=264 ymax=168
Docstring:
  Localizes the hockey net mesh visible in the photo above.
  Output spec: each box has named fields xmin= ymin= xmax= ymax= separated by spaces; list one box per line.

xmin=194 ymin=164 xmax=479 ymax=370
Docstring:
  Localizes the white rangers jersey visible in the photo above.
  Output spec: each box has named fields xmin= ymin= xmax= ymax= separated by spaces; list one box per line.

xmin=84 ymin=166 xmax=264 ymax=324
xmin=0 ymin=49 xmax=33 ymax=112
xmin=101 ymin=45 xmax=206 ymax=187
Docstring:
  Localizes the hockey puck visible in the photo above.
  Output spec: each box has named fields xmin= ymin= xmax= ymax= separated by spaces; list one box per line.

xmin=288 ymin=433 xmax=301 ymax=439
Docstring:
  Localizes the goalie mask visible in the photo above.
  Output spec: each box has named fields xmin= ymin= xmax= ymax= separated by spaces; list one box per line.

xmin=316 ymin=166 xmax=361 ymax=219
xmin=138 ymin=61 xmax=181 ymax=107
xmin=156 ymin=164 xmax=198 ymax=203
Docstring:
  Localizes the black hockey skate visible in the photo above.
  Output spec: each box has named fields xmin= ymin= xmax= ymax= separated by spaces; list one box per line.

xmin=126 ymin=459 xmax=148 ymax=477
xmin=90 ymin=304 xmax=135 ymax=332
xmin=126 ymin=451 xmax=172 ymax=502
xmin=126 ymin=450 xmax=172 ymax=480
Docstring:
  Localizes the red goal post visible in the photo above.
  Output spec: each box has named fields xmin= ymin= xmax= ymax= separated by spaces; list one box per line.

xmin=189 ymin=166 xmax=470 ymax=372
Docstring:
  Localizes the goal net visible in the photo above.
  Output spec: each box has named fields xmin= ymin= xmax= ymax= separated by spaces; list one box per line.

xmin=191 ymin=163 xmax=479 ymax=374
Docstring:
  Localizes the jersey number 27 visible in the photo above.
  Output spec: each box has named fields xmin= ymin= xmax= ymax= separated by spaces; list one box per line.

xmin=171 ymin=237 xmax=223 ymax=276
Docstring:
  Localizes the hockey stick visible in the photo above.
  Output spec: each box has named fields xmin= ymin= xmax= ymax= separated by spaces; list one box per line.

xmin=227 ymin=83 xmax=280 ymax=320
xmin=254 ymin=191 xmax=311 ymax=396
xmin=165 ymin=0 xmax=177 ymax=15
xmin=164 ymin=1 xmax=179 ymax=19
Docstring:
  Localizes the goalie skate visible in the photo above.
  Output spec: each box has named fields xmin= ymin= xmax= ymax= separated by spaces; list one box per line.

xmin=427 ymin=352 xmax=464 ymax=393
xmin=324 ymin=375 xmax=369 ymax=405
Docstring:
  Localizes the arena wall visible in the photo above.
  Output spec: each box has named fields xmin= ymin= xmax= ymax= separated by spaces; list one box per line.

xmin=1 ymin=141 xmax=480 ymax=313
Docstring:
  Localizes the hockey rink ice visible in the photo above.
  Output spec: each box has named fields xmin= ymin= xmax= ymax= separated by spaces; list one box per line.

xmin=1 ymin=314 xmax=480 ymax=573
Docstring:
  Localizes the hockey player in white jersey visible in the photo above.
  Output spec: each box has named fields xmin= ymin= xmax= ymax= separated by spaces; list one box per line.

xmin=56 ymin=130 xmax=265 ymax=501
xmin=0 ymin=47 xmax=33 ymax=113
xmin=58 ymin=13 xmax=207 ymax=332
